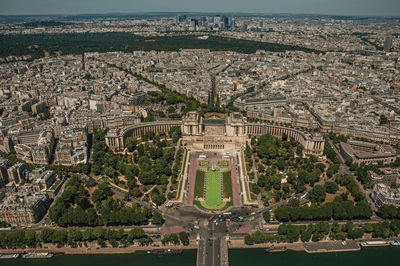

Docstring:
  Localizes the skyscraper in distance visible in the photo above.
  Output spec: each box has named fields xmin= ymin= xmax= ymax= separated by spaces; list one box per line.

xmin=223 ymin=17 xmax=229 ymax=30
xmin=230 ymin=16 xmax=235 ymax=30
xmin=384 ymin=34 xmax=393 ymax=52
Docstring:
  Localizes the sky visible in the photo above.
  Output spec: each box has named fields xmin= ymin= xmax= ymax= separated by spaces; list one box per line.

xmin=0 ymin=0 xmax=399 ymax=17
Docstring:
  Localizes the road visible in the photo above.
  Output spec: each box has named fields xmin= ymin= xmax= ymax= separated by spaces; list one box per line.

xmin=197 ymin=216 xmax=228 ymax=266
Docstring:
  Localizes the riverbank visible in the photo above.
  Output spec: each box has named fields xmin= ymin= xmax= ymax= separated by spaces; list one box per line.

xmin=229 ymin=239 xmax=305 ymax=251
xmin=230 ymin=238 xmax=397 ymax=254
xmin=0 ymin=240 xmax=198 ymax=255
xmin=1 ymin=238 xmax=399 ymax=255
xmin=229 ymin=247 xmax=400 ymax=266
xmin=3 ymin=246 xmax=400 ymax=266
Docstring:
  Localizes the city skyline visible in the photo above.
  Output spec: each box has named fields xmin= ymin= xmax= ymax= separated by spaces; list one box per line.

xmin=1 ymin=0 xmax=400 ymax=17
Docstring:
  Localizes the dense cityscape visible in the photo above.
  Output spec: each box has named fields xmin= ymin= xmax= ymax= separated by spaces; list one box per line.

xmin=0 ymin=8 xmax=399 ymax=266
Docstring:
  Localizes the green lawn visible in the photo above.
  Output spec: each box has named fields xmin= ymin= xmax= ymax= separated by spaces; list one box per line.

xmin=199 ymin=200 xmax=226 ymax=210
xmin=223 ymin=171 xmax=232 ymax=199
xmin=199 ymin=161 xmax=209 ymax=167
xmin=195 ymin=170 xmax=205 ymax=198
xmin=50 ymin=179 xmax=61 ymax=190
xmin=205 ymin=171 xmax=222 ymax=206
xmin=218 ymin=161 xmax=229 ymax=167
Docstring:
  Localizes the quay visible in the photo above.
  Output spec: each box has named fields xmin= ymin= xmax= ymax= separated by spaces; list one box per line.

xmin=304 ymin=240 xmax=361 ymax=254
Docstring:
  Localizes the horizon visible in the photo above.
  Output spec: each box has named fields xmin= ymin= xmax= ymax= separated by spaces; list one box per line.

xmin=1 ymin=0 xmax=400 ymax=17
xmin=1 ymin=11 xmax=400 ymax=19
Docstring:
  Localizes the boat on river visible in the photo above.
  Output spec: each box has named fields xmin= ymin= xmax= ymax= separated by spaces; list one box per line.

xmin=265 ymin=246 xmax=287 ymax=252
xmin=360 ymin=241 xmax=389 ymax=247
xmin=149 ymin=249 xmax=183 ymax=255
xmin=22 ymin=252 xmax=53 ymax=259
xmin=0 ymin=254 xmax=19 ymax=259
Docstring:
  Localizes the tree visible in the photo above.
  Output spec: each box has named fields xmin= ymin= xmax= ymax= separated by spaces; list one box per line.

xmin=87 ymin=177 xmax=97 ymax=187
xmin=161 ymin=234 xmax=180 ymax=245
xmin=79 ymin=198 xmax=92 ymax=210
xmin=288 ymin=198 xmax=300 ymax=207
xmin=308 ymin=185 xmax=326 ymax=203
xmin=380 ymin=114 xmax=388 ymax=125
xmin=345 ymin=158 xmax=353 ymax=167
xmin=127 ymin=228 xmax=145 ymax=242
xmin=377 ymin=204 xmax=400 ymax=219
xmin=78 ymin=164 xmax=90 ymax=175
xmin=82 ymin=229 xmax=94 ymax=242
xmin=245 ymin=235 xmax=254 ymax=245
xmin=179 ymin=232 xmax=189 ymax=246
xmin=274 ymin=206 xmax=291 ymax=222
xmin=68 ymin=229 xmax=82 ymax=243
xmin=104 ymin=166 xmax=117 ymax=179
xmin=324 ymin=182 xmax=338 ymax=194
xmin=24 ymin=231 xmax=37 ymax=247
xmin=151 ymin=193 xmax=166 ymax=206
xmin=53 ymin=230 xmax=68 ymax=244
xmin=39 ymin=228 xmax=54 ymax=243
xmin=152 ymin=212 xmax=163 ymax=225
xmin=93 ymin=227 xmax=106 ymax=240
xmin=263 ymin=211 xmax=271 ymax=222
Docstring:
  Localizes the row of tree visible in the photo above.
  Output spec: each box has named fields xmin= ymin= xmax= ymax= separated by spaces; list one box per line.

xmin=274 ymin=197 xmax=372 ymax=222
xmin=245 ymin=220 xmax=400 ymax=245
xmin=377 ymin=204 xmax=400 ymax=219
xmin=245 ymin=222 xmax=331 ymax=245
xmin=161 ymin=232 xmax=189 ymax=246
xmin=0 ymin=227 xmax=152 ymax=249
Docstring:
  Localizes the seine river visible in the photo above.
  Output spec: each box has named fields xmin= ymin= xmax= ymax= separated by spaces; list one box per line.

xmin=4 ymin=247 xmax=400 ymax=266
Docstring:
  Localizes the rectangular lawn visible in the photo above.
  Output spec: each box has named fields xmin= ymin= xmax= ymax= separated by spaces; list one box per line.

xmin=205 ymin=171 xmax=222 ymax=206
xmin=195 ymin=170 xmax=205 ymax=198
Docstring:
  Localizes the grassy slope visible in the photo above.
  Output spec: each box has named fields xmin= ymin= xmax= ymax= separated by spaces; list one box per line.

xmin=195 ymin=170 xmax=205 ymax=198
xmin=205 ymin=171 xmax=222 ymax=206
xmin=223 ymin=171 xmax=233 ymax=199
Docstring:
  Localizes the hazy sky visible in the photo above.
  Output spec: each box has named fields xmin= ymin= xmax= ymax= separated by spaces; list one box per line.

xmin=0 ymin=0 xmax=399 ymax=16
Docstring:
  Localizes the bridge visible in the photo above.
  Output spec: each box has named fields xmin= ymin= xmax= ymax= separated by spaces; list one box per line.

xmin=197 ymin=218 xmax=230 ymax=266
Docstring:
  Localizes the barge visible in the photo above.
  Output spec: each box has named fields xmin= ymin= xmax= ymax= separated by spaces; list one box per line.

xmin=0 ymin=254 xmax=19 ymax=259
xmin=265 ymin=246 xmax=287 ymax=253
xmin=360 ymin=241 xmax=389 ymax=247
xmin=149 ymin=249 xmax=183 ymax=255
xmin=22 ymin=252 xmax=53 ymax=259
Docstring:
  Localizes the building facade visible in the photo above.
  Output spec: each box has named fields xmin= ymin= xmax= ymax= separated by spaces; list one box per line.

xmin=340 ymin=140 xmax=398 ymax=165
xmin=0 ymin=192 xmax=51 ymax=226
xmin=105 ymin=111 xmax=325 ymax=156
xmin=371 ymin=183 xmax=400 ymax=207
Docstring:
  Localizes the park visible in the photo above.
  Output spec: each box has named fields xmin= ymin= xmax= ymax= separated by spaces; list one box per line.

xmin=192 ymin=154 xmax=233 ymax=211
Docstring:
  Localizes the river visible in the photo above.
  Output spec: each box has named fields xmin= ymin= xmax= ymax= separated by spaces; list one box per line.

xmin=3 ymin=247 xmax=400 ymax=266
